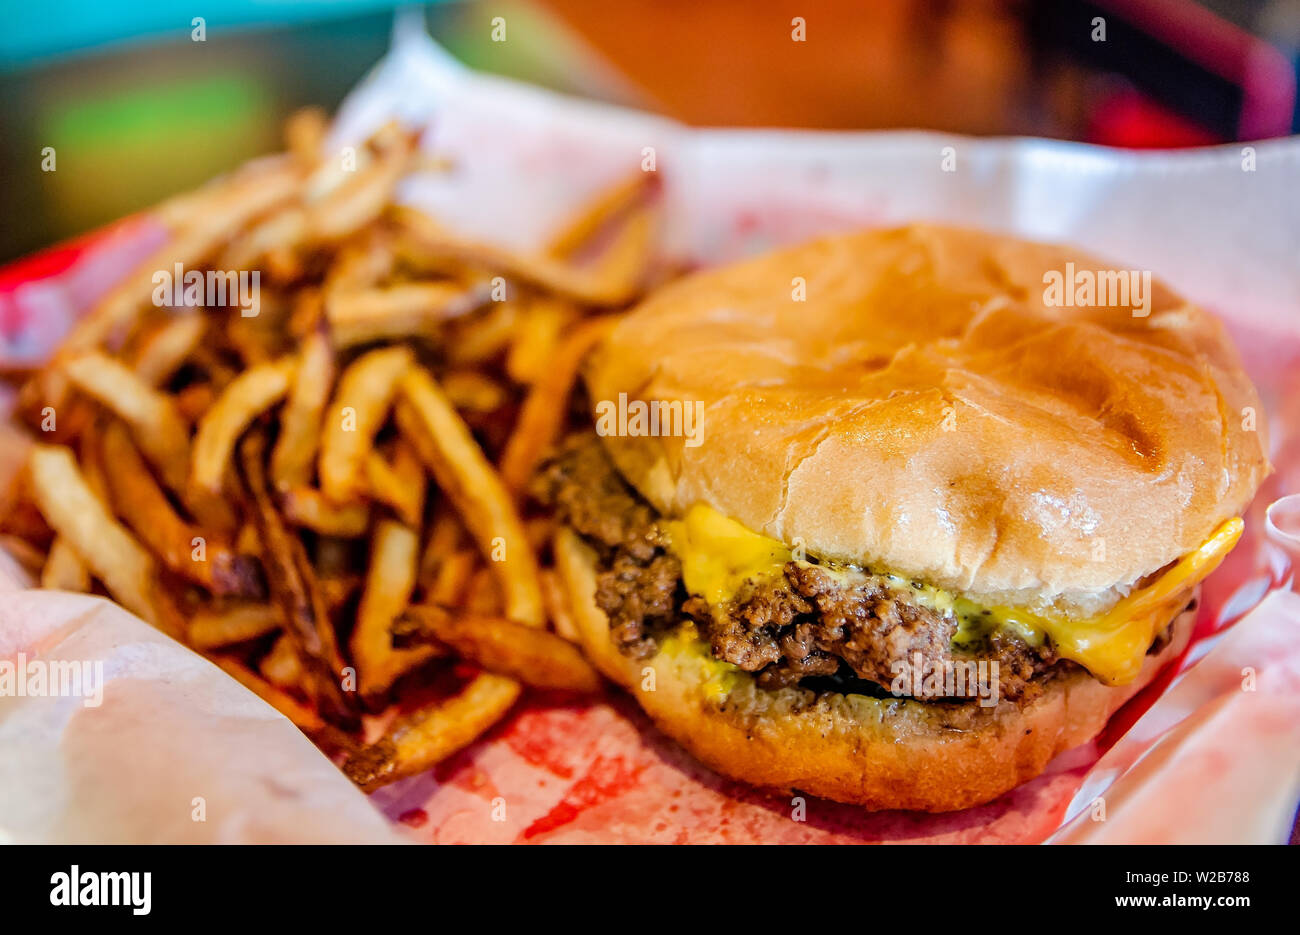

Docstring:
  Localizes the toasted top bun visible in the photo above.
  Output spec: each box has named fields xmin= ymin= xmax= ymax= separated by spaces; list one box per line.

xmin=585 ymin=224 xmax=1269 ymax=616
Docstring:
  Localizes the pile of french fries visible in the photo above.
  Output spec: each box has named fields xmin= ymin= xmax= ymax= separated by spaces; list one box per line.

xmin=0 ymin=109 xmax=660 ymax=790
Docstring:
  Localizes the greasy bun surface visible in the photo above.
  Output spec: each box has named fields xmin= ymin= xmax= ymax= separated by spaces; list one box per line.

xmin=585 ymin=225 xmax=1268 ymax=614
xmin=554 ymin=529 xmax=1194 ymax=812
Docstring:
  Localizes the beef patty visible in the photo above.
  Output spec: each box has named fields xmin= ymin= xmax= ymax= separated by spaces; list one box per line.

xmin=536 ymin=433 xmax=1104 ymax=702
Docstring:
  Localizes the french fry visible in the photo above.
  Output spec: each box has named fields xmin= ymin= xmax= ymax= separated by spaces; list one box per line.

xmin=281 ymin=487 xmax=370 ymax=537
xmin=545 ymin=171 xmax=654 ymax=259
xmin=76 ymin=420 xmax=111 ymax=500
xmin=525 ymin=515 xmax=555 ymax=552
xmin=325 ymin=282 xmax=484 ymax=347
xmin=55 ymin=158 xmax=300 ymax=364
xmin=396 ymin=604 xmax=601 ymax=692
xmin=129 ymin=313 xmax=206 ymax=386
xmin=26 ymin=444 xmax=165 ymax=631
xmin=214 ymin=656 xmax=358 ymax=756
xmin=4 ymin=105 xmax=682 ymax=795
xmin=318 ymin=573 xmax=361 ymax=614
xmin=344 ymin=364 xmax=558 ymax=788
xmin=540 ymin=568 xmax=580 ymax=643
xmin=239 ymin=432 xmax=355 ymax=726
xmin=582 ymin=202 xmax=658 ymax=300
xmin=323 ymin=229 xmax=396 ymax=294
xmin=149 ymin=154 xmax=292 ymax=230
xmin=40 ymin=536 xmax=91 ymax=592
xmin=63 ymin=351 xmax=192 ymax=492
xmin=13 ymin=386 xmax=93 ymax=444
xmin=429 ymin=550 xmax=476 ymax=606
xmin=303 ymin=143 xmax=371 ymax=205
xmin=462 ymin=565 xmax=503 ymax=616
xmin=236 ymin=521 xmax=263 ymax=558
xmin=187 ymin=344 xmax=238 ymax=389
xmin=395 ymin=366 xmax=544 ymax=626
xmin=505 ymin=296 xmax=568 ymax=384
xmin=285 ymin=106 xmax=328 ymax=166
xmin=553 ymin=527 xmax=636 ymax=687
xmin=396 ymin=203 xmax=655 ymax=306
xmin=305 ymin=127 xmax=414 ymax=241
xmin=189 ymin=603 xmax=283 ymax=650
xmin=418 ymin=509 xmax=465 ymax=584
xmin=446 ymin=300 xmax=521 ymax=365
xmin=260 ymin=633 xmax=306 ymax=691
xmin=318 ymin=344 xmax=412 ymax=502
xmin=351 ymin=520 xmax=436 ymax=699
xmin=363 ymin=441 xmax=426 ymax=527
xmin=219 ymin=205 xmax=308 ymax=276
xmin=499 ymin=315 xmax=618 ymax=495
xmin=192 ymin=357 xmax=297 ymax=492
xmin=343 ymin=672 xmax=521 ymax=792
xmin=1 ymin=534 xmax=48 ymax=577
xmin=287 ymin=287 xmax=325 ymax=338
xmin=102 ymin=421 xmax=261 ymax=596
xmin=270 ymin=329 xmax=335 ymax=490
xmin=224 ymin=296 xmax=291 ymax=365
xmin=174 ymin=382 xmax=216 ymax=423
xmin=441 ymin=370 xmax=508 ymax=413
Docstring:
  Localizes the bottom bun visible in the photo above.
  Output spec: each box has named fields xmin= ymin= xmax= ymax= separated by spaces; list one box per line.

xmin=554 ymin=527 xmax=1195 ymax=812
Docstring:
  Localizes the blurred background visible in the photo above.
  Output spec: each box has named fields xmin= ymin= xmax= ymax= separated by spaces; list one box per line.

xmin=2 ymin=0 xmax=1297 ymax=262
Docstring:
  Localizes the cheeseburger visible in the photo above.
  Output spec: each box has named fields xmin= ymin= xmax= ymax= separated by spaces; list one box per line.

xmin=539 ymin=224 xmax=1269 ymax=812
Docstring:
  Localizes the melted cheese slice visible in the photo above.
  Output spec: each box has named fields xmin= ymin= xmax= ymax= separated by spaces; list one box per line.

xmin=666 ymin=504 xmax=792 ymax=604
xmin=665 ymin=504 xmax=1242 ymax=687
xmin=1001 ymin=518 xmax=1241 ymax=685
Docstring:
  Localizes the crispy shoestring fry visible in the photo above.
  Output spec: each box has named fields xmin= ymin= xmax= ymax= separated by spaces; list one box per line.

xmin=27 ymin=444 xmax=170 ymax=633
xmin=395 ymin=204 xmax=655 ymax=305
xmin=318 ymin=344 xmax=413 ymax=503
xmin=343 ymin=672 xmax=522 ymax=792
xmin=352 ymin=520 xmax=437 ymax=700
xmin=446 ymin=300 xmax=521 ymax=365
xmin=239 ymin=432 xmax=356 ymax=727
xmin=214 ymin=657 xmax=358 ymax=756
xmin=326 ymin=282 xmax=486 ymax=347
xmin=270 ymin=329 xmax=336 ymax=490
xmin=63 ymin=160 xmax=301 ymax=357
xmin=506 ymin=296 xmax=568 ymax=385
xmin=430 ymin=550 xmax=477 ymax=607
xmin=129 ymin=313 xmax=206 ymax=386
xmin=395 ymin=604 xmax=601 ymax=693
xmin=396 ymin=367 xmax=544 ymax=627
xmin=40 ymin=536 xmax=91 ymax=592
xmin=189 ymin=603 xmax=283 ymax=650
xmin=499 ymin=314 xmax=619 ymax=496
xmin=306 ymin=127 xmax=414 ymax=241
xmin=63 ymin=351 xmax=192 ymax=492
xmin=281 ymin=487 xmax=370 ymax=537
xmin=540 ymin=568 xmax=581 ymax=643
xmin=363 ymin=442 xmax=426 ymax=528
xmin=260 ymin=633 xmax=306 ymax=691
xmin=192 ymin=357 xmax=297 ymax=492
xmin=284 ymin=106 xmax=329 ymax=166
xmin=2 ymin=116 xmax=670 ymax=792
xmin=545 ymin=171 xmax=654 ymax=258
xmin=103 ymin=421 xmax=260 ymax=596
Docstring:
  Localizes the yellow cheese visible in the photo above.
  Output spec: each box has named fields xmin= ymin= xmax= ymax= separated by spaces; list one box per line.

xmin=665 ymin=503 xmax=1242 ymax=688
xmin=994 ymin=518 xmax=1242 ymax=685
xmin=665 ymin=504 xmax=792 ymax=604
